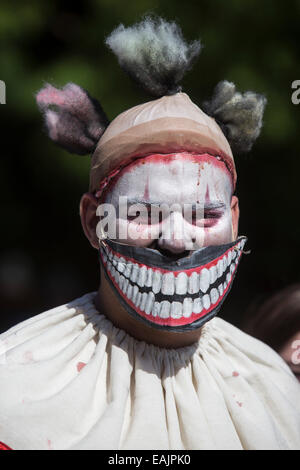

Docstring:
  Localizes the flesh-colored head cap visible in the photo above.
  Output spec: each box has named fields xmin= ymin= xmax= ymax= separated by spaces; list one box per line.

xmin=89 ymin=92 xmax=236 ymax=193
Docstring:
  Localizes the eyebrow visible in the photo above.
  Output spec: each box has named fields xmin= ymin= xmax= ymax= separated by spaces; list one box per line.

xmin=201 ymin=202 xmax=226 ymax=211
xmin=125 ymin=199 xmax=226 ymax=210
xmin=126 ymin=199 xmax=161 ymax=207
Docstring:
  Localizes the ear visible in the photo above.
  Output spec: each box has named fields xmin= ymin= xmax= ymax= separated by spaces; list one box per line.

xmin=80 ymin=193 xmax=99 ymax=249
xmin=36 ymin=83 xmax=109 ymax=155
xmin=231 ymin=195 xmax=239 ymax=240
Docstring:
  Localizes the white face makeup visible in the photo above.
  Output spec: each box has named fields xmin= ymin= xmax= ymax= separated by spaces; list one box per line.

xmin=98 ymin=152 xmax=244 ymax=332
xmin=104 ymin=153 xmax=234 ymax=251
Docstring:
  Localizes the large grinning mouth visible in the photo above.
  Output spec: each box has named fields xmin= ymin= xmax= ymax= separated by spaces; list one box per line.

xmin=100 ymin=236 xmax=247 ymax=331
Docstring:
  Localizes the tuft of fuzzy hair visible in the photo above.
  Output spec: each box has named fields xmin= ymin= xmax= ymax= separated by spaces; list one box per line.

xmin=202 ymin=80 xmax=267 ymax=153
xmin=105 ymin=16 xmax=202 ymax=97
xmin=36 ymin=83 xmax=109 ymax=155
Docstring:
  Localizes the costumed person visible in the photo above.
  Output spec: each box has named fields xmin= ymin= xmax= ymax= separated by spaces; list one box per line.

xmin=242 ymin=283 xmax=300 ymax=382
xmin=0 ymin=17 xmax=300 ymax=450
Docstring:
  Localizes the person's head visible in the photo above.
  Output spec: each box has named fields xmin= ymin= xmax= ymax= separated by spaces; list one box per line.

xmin=243 ymin=284 xmax=300 ymax=381
xmin=80 ymin=91 xmax=240 ymax=255
xmin=36 ymin=17 xmax=266 ymax=345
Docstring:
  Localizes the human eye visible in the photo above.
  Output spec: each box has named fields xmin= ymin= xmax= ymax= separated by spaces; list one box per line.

xmin=203 ymin=209 xmax=223 ymax=226
xmin=187 ymin=206 xmax=224 ymax=227
xmin=127 ymin=211 xmax=141 ymax=222
xmin=126 ymin=204 xmax=162 ymax=225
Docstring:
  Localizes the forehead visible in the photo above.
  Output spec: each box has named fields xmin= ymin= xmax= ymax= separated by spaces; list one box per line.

xmin=106 ymin=153 xmax=233 ymax=204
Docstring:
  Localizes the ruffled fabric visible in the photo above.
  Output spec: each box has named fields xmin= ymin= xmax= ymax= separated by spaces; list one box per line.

xmin=0 ymin=292 xmax=299 ymax=450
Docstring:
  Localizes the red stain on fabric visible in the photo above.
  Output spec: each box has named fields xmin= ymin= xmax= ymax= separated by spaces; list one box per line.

xmin=232 ymin=371 xmax=239 ymax=377
xmin=47 ymin=439 xmax=53 ymax=450
xmin=24 ymin=351 xmax=33 ymax=362
xmin=0 ymin=441 xmax=12 ymax=450
xmin=236 ymin=401 xmax=243 ymax=407
xmin=77 ymin=362 xmax=86 ymax=372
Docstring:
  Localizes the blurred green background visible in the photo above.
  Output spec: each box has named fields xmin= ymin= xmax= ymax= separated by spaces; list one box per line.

xmin=1 ymin=0 xmax=300 ymax=332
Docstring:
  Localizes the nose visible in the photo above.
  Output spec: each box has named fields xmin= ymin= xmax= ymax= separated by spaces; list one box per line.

xmin=157 ymin=211 xmax=194 ymax=255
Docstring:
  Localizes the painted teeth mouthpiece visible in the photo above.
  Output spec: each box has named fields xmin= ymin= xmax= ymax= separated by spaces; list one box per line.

xmin=99 ymin=236 xmax=247 ymax=332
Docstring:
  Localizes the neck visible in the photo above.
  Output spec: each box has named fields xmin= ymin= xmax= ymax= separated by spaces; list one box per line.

xmin=95 ymin=267 xmax=203 ymax=349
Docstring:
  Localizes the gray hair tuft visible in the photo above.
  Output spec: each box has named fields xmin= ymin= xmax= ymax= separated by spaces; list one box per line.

xmin=203 ymin=80 xmax=267 ymax=153
xmin=105 ymin=16 xmax=202 ymax=97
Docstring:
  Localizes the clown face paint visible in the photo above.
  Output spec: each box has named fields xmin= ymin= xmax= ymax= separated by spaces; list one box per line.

xmin=99 ymin=236 xmax=247 ymax=331
xmin=103 ymin=153 xmax=235 ymax=250
xmin=98 ymin=152 xmax=243 ymax=331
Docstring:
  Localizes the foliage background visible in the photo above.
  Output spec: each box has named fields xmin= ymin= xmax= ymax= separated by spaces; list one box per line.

xmin=1 ymin=0 xmax=300 ymax=332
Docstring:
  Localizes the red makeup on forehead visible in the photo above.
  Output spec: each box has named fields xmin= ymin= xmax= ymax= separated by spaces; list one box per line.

xmin=120 ymin=152 xmax=231 ymax=176
xmin=96 ymin=151 xmax=233 ymax=201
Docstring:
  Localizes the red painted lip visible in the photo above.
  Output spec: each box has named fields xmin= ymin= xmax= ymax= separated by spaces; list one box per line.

xmin=106 ymin=255 xmax=240 ymax=327
xmin=102 ymin=239 xmax=239 ymax=276
xmin=100 ymin=239 xmax=242 ymax=327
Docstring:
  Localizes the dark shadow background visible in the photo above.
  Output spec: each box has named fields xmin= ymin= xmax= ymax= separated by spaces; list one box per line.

xmin=1 ymin=0 xmax=300 ymax=333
